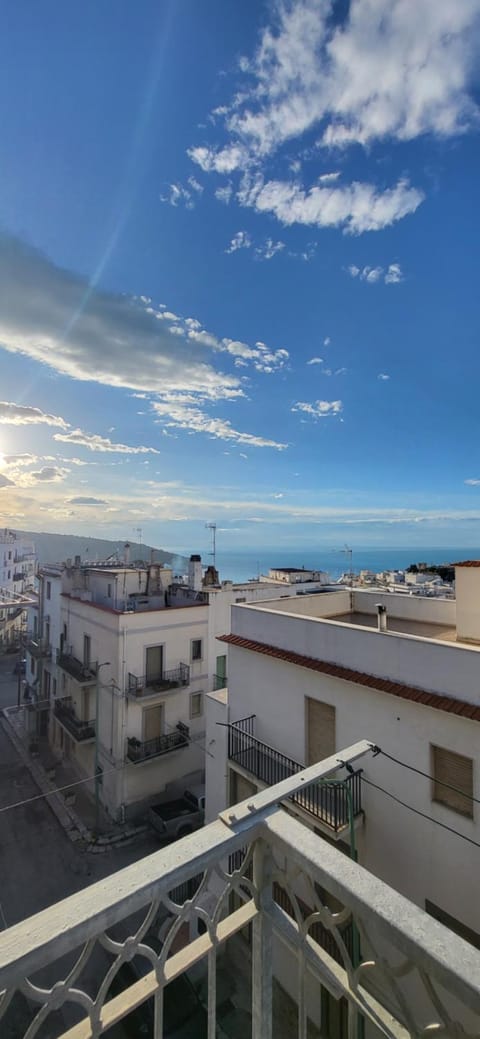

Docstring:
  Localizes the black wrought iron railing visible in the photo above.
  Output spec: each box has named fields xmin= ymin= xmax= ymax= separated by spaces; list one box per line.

xmin=56 ymin=648 xmax=97 ymax=684
xmin=54 ymin=698 xmax=95 ymax=742
xmin=127 ymin=663 xmax=190 ymax=696
xmin=126 ymin=727 xmax=189 ymax=763
xmin=228 ymin=716 xmax=362 ymax=832
xmin=27 ymin=637 xmax=51 ymax=659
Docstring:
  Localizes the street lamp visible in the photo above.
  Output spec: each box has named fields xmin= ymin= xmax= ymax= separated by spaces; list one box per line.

xmin=94 ymin=661 xmax=110 ymax=836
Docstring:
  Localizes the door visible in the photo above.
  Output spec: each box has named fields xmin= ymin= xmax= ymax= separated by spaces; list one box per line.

xmin=216 ymin=654 xmax=227 ymax=686
xmin=306 ymin=698 xmax=336 ymax=764
xmin=143 ymin=704 xmax=163 ymax=742
xmin=146 ymin=645 xmax=163 ymax=685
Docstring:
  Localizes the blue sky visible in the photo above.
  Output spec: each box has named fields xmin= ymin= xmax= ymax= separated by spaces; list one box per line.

xmin=1 ymin=0 xmax=480 ymax=554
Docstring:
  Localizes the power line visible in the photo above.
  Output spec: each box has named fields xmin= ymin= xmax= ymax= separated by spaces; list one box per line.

xmin=371 ymin=744 xmax=480 ymax=806
xmin=362 ymin=775 xmax=480 ymax=851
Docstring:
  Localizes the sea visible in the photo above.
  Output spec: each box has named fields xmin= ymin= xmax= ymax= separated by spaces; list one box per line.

xmin=206 ymin=547 xmax=478 ymax=585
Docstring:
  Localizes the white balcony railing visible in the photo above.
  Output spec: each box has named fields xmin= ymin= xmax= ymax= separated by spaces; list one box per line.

xmin=0 ymin=741 xmax=479 ymax=1039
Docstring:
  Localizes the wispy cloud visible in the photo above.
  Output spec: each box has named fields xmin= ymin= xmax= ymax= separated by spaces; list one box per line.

xmin=0 ymin=401 xmax=69 ymax=428
xmin=378 ymin=373 xmax=390 ymax=381
xmin=307 ymin=357 xmax=323 ymax=366
xmin=152 ymin=397 xmax=287 ymax=450
xmin=53 ymin=429 xmax=160 ymax=454
xmin=225 ymin=230 xmax=252 ymax=253
xmin=464 ymin=478 xmax=480 ymax=486
xmin=189 ymin=0 xmax=479 ymax=233
xmin=255 ymin=238 xmax=285 ymax=260
xmin=160 ymin=177 xmax=203 ymax=209
xmin=28 ymin=466 xmax=70 ymax=483
xmin=348 ymin=263 xmax=404 ymax=284
xmin=66 ymin=496 xmax=109 ymax=506
xmin=215 ymin=183 xmax=233 ymax=204
xmin=291 ymin=399 xmax=343 ymax=419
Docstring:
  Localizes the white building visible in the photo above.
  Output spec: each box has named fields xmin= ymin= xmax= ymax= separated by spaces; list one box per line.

xmin=206 ymin=563 xmax=480 ymax=1030
xmin=0 ymin=529 xmax=36 ymax=647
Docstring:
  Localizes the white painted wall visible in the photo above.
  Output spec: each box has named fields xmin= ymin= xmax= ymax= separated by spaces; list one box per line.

xmin=230 ymin=600 xmax=480 ymax=704
xmin=455 ymin=567 xmax=480 ymax=642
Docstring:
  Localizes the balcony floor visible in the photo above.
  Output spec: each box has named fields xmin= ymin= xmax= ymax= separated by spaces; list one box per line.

xmin=332 ymin=611 xmax=459 ymax=643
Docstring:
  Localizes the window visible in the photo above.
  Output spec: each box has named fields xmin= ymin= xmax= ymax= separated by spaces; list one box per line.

xmin=83 ymin=635 xmax=91 ymax=668
xmin=107 ymin=583 xmax=112 ymax=598
xmin=190 ymin=692 xmax=203 ymax=718
xmin=431 ymin=745 xmax=473 ymax=818
xmin=46 ymin=581 xmax=51 ymax=600
xmin=425 ymin=900 xmax=480 ymax=950
xmin=191 ymin=639 xmax=203 ymax=662
xmin=306 ymin=698 xmax=336 ymax=765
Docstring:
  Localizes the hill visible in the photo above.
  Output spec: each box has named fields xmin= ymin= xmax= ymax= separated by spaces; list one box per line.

xmin=15 ymin=530 xmax=187 ymax=570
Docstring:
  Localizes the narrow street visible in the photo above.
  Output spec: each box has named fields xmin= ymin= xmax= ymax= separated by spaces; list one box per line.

xmin=0 ymin=655 xmax=161 ymax=1037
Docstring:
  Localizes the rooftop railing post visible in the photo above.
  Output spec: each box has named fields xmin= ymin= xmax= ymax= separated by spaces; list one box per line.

xmin=252 ymin=839 xmax=273 ymax=1039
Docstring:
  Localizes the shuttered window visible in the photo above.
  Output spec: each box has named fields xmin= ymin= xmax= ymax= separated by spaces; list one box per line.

xmin=143 ymin=705 xmax=163 ymax=742
xmin=306 ymin=698 xmax=336 ymax=765
xmin=431 ymin=745 xmax=473 ymax=818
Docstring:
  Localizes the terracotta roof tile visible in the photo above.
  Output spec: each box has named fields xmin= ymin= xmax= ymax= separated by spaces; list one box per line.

xmin=454 ymin=560 xmax=480 ymax=567
xmin=219 ymin=633 xmax=480 ymax=723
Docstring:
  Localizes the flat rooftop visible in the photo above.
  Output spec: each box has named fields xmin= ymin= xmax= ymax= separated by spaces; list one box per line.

xmin=333 ymin=611 xmax=459 ymax=644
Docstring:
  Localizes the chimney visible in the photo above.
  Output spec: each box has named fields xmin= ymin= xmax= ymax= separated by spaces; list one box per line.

xmin=188 ymin=554 xmax=203 ymax=591
xmin=376 ymin=603 xmax=387 ymax=632
xmin=455 ymin=562 xmax=480 ymax=642
xmin=124 ymin=542 xmax=131 ymax=566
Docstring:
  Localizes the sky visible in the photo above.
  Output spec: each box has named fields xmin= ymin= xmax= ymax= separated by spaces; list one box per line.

xmin=1 ymin=0 xmax=480 ymax=555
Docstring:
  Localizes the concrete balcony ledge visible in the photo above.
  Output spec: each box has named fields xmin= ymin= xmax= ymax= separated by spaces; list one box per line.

xmin=0 ymin=742 xmax=479 ymax=1039
xmin=27 ymin=637 xmax=51 ymax=660
xmin=54 ymin=698 xmax=95 ymax=742
xmin=56 ymin=648 xmax=97 ymax=685
xmin=127 ymin=663 xmax=190 ymax=698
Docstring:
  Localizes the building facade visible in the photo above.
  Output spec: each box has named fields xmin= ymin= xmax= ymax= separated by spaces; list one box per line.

xmin=206 ymin=567 xmax=480 ymax=1030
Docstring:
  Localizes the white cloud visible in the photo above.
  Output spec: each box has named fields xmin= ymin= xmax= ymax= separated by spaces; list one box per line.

xmin=0 ymin=474 xmax=15 ymax=488
xmin=159 ymin=180 xmax=201 ymax=209
xmin=152 ymin=397 xmax=287 ymax=450
xmin=0 ymin=234 xmax=242 ymax=400
xmin=239 ymin=175 xmax=423 ymax=234
xmin=255 ymin=238 xmax=285 ymax=260
xmin=323 ymin=336 xmax=331 ymax=346
xmin=196 ymin=0 xmax=480 ymax=166
xmin=307 ymin=357 xmax=323 ymax=365
xmin=215 ymin=183 xmax=233 ymax=204
xmin=53 ymin=429 xmax=160 ymax=454
xmin=189 ymin=0 xmax=480 ymax=232
xmin=0 ymin=401 xmax=69 ymax=428
xmin=291 ymin=399 xmax=343 ymax=419
xmin=385 ymin=263 xmax=404 ymax=284
xmin=464 ymin=479 xmax=480 ymax=486
xmin=225 ymin=230 xmax=252 ymax=253
xmin=348 ymin=263 xmax=404 ymax=284
xmin=378 ymin=373 xmax=390 ymax=381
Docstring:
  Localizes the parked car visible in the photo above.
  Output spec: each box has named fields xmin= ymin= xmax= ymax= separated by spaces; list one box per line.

xmin=12 ymin=658 xmax=26 ymax=675
xmin=149 ymin=786 xmax=205 ymax=842
xmin=107 ymin=939 xmax=209 ymax=1038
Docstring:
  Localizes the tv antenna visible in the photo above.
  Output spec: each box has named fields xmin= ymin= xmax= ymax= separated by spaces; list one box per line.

xmin=205 ymin=523 xmax=217 ymax=570
xmin=340 ymin=544 xmax=353 ymax=584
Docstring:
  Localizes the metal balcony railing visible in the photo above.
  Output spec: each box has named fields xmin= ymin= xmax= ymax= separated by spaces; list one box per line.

xmin=228 ymin=716 xmax=362 ymax=832
xmin=127 ymin=663 xmax=190 ymax=697
xmin=126 ymin=725 xmax=189 ymax=763
xmin=212 ymin=672 xmax=227 ymax=691
xmin=26 ymin=637 xmax=51 ymax=660
xmin=53 ymin=697 xmax=95 ymax=742
xmin=0 ymin=741 xmax=479 ymax=1039
xmin=56 ymin=647 xmax=97 ymax=684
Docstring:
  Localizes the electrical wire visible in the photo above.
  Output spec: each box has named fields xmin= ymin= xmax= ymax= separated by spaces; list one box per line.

xmin=361 ymin=775 xmax=480 ymax=850
xmin=371 ymin=744 xmax=480 ymax=806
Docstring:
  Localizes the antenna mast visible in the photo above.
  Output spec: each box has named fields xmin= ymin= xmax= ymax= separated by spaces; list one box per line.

xmin=205 ymin=523 xmax=217 ymax=570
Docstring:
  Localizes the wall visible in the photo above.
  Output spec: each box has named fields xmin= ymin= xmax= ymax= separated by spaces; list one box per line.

xmin=225 ymin=641 xmax=480 ymax=940
xmin=205 ymin=690 xmax=229 ymax=823
xmin=230 ymin=601 xmax=480 ymax=705
xmin=353 ymin=588 xmax=456 ymax=626
xmin=455 ymin=567 xmax=480 ymax=642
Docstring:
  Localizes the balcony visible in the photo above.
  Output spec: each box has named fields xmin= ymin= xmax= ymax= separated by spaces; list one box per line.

xmin=127 ymin=663 xmax=190 ymax=698
xmin=126 ymin=723 xmax=189 ymax=763
xmin=56 ymin=647 xmax=97 ymax=685
xmin=27 ymin=636 xmax=51 ymax=660
xmin=53 ymin=697 xmax=95 ymax=742
xmin=0 ymin=741 xmax=478 ymax=1039
xmin=213 ymin=672 xmax=227 ymax=691
xmin=228 ymin=715 xmax=362 ymax=833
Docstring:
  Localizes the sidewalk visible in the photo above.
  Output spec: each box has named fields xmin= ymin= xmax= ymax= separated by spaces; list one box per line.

xmin=2 ymin=706 xmax=147 ymax=850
